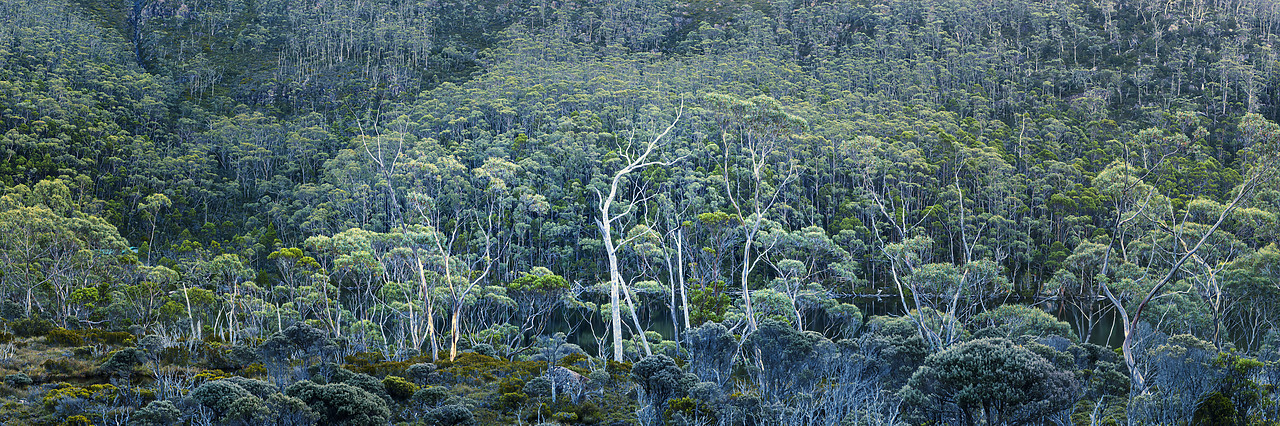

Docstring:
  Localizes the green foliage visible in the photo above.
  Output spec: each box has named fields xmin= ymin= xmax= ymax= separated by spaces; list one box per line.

xmin=99 ymin=348 xmax=145 ymax=375
xmin=405 ymin=362 xmax=438 ymax=384
xmin=5 ymin=0 xmax=1280 ymax=422
xmin=189 ymin=379 xmax=254 ymax=413
xmin=631 ymin=354 xmax=697 ymax=412
xmin=425 ymin=404 xmax=477 ymax=426
xmin=4 ymin=373 xmax=32 ymax=387
xmin=508 ymin=267 xmax=570 ymax=293
xmin=432 ymin=352 xmax=545 ymax=386
xmin=412 ymin=386 xmax=451 ymax=408
xmin=471 ymin=343 xmax=497 ymax=358
xmin=381 ymin=375 xmax=418 ymax=401
xmin=496 ymin=391 xmax=528 ymax=410
xmin=220 ymin=376 xmax=277 ymax=398
xmin=522 ymin=376 xmax=553 ymax=398
xmin=972 ymin=305 xmax=1075 ymax=340
xmin=665 ymin=396 xmax=717 ymax=424
xmin=689 ymin=281 xmax=731 ymax=325
xmin=284 ymin=380 xmax=391 ymax=426
xmin=11 ymin=317 xmax=54 ymax=337
xmin=901 ymin=338 xmax=1079 ymax=425
xmin=1070 ymin=397 xmax=1127 ymax=426
xmin=223 ymin=396 xmax=269 ymax=425
xmin=497 ymin=377 xmax=525 ymax=394
xmin=42 ymin=383 xmax=117 ymax=409
xmin=63 ymin=415 xmax=91 ymax=426
xmin=130 ymin=400 xmax=181 ymax=426
xmin=45 ymin=329 xmax=82 ymax=346
xmin=1193 ymin=392 xmax=1238 ymax=426
xmin=44 ymin=328 xmax=136 ymax=347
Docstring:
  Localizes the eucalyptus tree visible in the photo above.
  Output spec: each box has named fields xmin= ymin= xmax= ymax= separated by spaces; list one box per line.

xmin=1099 ymin=114 xmax=1280 ymax=393
xmin=432 ymin=157 xmax=514 ymax=361
xmin=705 ymin=93 xmax=808 ymax=333
xmin=506 ymin=267 xmax=569 ymax=347
xmin=595 ymin=105 xmax=682 ymax=361
xmin=200 ymin=253 xmax=254 ymax=342
xmin=0 ymin=180 xmax=127 ymax=325
xmin=376 ymin=128 xmax=515 ymax=360
xmin=1223 ymin=244 xmax=1280 ymax=351
xmin=761 ymin=224 xmax=855 ymax=331
xmin=116 ymin=265 xmax=179 ymax=331
xmin=138 ymin=193 xmax=171 ymax=254
xmin=1040 ymin=240 xmax=1117 ymax=343
xmin=400 ymin=137 xmax=469 ymax=360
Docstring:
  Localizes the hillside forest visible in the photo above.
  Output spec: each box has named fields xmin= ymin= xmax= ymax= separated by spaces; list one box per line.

xmin=2 ymin=0 xmax=1280 ymax=424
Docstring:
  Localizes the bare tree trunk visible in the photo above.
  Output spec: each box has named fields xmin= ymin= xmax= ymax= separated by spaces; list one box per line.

xmin=677 ymin=228 xmax=691 ymax=330
xmin=622 ymin=279 xmax=652 ymax=357
xmin=738 ymin=223 xmax=759 ymax=332
xmin=603 ymin=231 xmax=627 ymax=361
xmin=416 ymin=257 xmax=439 ymax=361
xmin=1101 ymin=147 xmax=1274 ymax=393
xmin=181 ymin=284 xmax=199 ymax=343
xmin=595 ymin=107 xmax=682 ymax=361
xmin=450 ymin=306 xmax=462 ymax=361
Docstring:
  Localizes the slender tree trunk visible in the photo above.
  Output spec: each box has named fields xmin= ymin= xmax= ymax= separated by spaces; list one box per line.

xmin=416 ymin=257 xmax=439 ymax=361
xmin=622 ymin=279 xmax=652 ymax=357
xmin=450 ymin=305 xmax=462 ymax=361
xmin=739 ymin=231 xmax=757 ymax=332
xmin=677 ymin=228 xmax=691 ymax=330
xmin=182 ymin=284 xmax=198 ymax=343
xmin=602 ymin=228 xmax=626 ymax=361
xmin=595 ymin=107 xmax=680 ymax=361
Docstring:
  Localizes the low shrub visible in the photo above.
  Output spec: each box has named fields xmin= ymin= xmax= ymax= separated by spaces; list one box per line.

xmin=349 ymin=360 xmax=412 ymax=377
xmin=189 ymin=379 xmax=253 ymax=413
xmin=412 ymin=386 xmax=450 ymax=408
xmin=45 ymin=328 xmax=136 ymax=347
xmin=90 ymin=331 xmax=135 ymax=346
xmin=665 ymin=396 xmax=717 ymax=423
xmin=523 ymin=376 xmax=552 ymax=397
xmin=558 ymin=353 xmax=588 ymax=367
xmin=4 ymin=373 xmax=31 ymax=387
xmin=99 ymin=348 xmax=145 ymax=376
xmin=285 ymin=380 xmax=390 ymax=426
xmin=64 ymin=415 xmax=91 ymax=426
xmin=498 ymin=377 xmax=524 ymax=394
xmin=46 ymin=329 xmax=83 ymax=346
xmin=606 ymin=360 xmax=632 ymax=382
xmin=131 ymin=400 xmax=181 ymax=426
xmin=222 ymin=376 xmax=277 ymax=398
xmin=41 ymin=358 xmax=88 ymax=376
xmin=553 ymin=411 xmax=578 ymax=422
xmin=42 ymin=383 xmax=117 ymax=409
xmin=405 ymin=362 xmax=438 ymax=384
xmin=496 ymin=392 xmax=527 ymax=410
xmin=471 ymin=343 xmax=497 ymax=358
xmin=432 ymin=353 xmax=545 ymax=386
xmin=11 ymin=317 xmax=54 ymax=338
xmin=382 ymin=375 xmax=418 ymax=400
xmin=343 ymin=371 xmax=392 ymax=403
xmin=424 ymin=404 xmax=476 ymax=426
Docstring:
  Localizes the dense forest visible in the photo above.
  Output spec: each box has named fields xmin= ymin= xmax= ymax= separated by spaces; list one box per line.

xmin=2 ymin=0 xmax=1280 ymax=424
